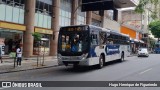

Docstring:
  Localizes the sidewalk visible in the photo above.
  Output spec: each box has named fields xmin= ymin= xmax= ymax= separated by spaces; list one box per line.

xmin=0 ymin=56 xmax=58 ymax=74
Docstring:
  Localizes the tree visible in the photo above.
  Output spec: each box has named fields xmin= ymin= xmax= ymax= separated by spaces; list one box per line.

xmin=149 ymin=20 xmax=160 ymax=41
xmin=135 ymin=0 xmax=160 ymax=20
xmin=32 ymin=32 xmax=42 ymax=41
xmin=149 ymin=37 xmax=156 ymax=48
xmin=32 ymin=32 xmax=42 ymax=66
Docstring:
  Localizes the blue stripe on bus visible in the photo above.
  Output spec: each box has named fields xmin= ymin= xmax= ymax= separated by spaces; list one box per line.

xmin=89 ymin=45 xmax=120 ymax=57
xmin=105 ymin=45 xmax=120 ymax=55
xmin=90 ymin=46 xmax=97 ymax=57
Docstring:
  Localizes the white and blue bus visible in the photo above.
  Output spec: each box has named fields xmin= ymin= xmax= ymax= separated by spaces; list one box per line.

xmin=57 ymin=25 xmax=130 ymax=68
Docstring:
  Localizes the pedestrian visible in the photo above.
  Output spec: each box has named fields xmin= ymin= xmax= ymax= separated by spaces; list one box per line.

xmin=16 ymin=45 xmax=22 ymax=66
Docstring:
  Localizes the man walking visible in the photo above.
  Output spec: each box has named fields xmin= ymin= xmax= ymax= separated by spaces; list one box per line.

xmin=16 ymin=45 xmax=22 ymax=66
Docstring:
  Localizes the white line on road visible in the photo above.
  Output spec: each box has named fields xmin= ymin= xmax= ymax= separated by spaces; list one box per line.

xmin=139 ymin=68 xmax=152 ymax=75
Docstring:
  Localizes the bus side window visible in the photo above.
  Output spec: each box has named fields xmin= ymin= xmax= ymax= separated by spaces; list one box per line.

xmin=100 ymin=32 xmax=107 ymax=44
xmin=91 ymin=34 xmax=98 ymax=45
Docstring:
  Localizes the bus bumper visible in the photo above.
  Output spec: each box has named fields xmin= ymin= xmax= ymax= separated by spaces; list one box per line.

xmin=58 ymin=59 xmax=90 ymax=66
xmin=58 ymin=57 xmax=100 ymax=66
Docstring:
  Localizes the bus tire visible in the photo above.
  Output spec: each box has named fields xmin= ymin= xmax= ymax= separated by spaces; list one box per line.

xmin=98 ymin=55 xmax=104 ymax=69
xmin=73 ymin=64 xmax=78 ymax=69
xmin=120 ymin=52 xmax=124 ymax=62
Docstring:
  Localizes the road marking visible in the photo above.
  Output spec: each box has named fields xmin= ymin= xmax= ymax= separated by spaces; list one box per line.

xmin=139 ymin=68 xmax=152 ymax=75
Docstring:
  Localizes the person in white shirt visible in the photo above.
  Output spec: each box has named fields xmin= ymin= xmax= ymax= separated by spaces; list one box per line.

xmin=16 ymin=45 xmax=22 ymax=66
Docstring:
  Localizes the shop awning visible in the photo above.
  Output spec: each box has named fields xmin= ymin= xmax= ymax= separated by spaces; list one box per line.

xmin=130 ymin=38 xmax=140 ymax=43
xmin=134 ymin=39 xmax=139 ymax=42
xmin=139 ymin=40 xmax=144 ymax=43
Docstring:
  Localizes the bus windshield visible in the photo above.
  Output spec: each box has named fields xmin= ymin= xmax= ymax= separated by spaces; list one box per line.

xmin=58 ymin=30 xmax=89 ymax=55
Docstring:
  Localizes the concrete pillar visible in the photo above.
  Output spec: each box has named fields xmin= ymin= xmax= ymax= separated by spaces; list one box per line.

xmin=117 ymin=11 xmax=122 ymax=23
xmin=50 ymin=0 xmax=60 ymax=56
xmin=86 ymin=11 xmax=92 ymax=24
xmin=99 ymin=10 xmax=105 ymax=27
xmin=23 ymin=0 xmax=36 ymax=57
xmin=101 ymin=15 xmax=105 ymax=28
xmin=71 ymin=0 xmax=78 ymax=25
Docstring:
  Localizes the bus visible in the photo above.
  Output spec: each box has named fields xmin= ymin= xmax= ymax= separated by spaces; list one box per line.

xmin=155 ymin=42 xmax=160 ymax=54
xmin=57 ymin=25 xmax=131 ymax=68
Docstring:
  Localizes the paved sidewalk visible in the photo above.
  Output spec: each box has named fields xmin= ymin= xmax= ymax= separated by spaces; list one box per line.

xmin=0 ymin=56 xmax=58 ymax=74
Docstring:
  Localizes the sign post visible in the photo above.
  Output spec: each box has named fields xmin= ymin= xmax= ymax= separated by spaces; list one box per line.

xmin=9 ymin=52 xmax=16 ymax=68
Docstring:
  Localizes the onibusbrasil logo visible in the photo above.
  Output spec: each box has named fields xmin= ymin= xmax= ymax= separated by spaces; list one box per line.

xmin=1 ymin=82 xmax=42 ymax=88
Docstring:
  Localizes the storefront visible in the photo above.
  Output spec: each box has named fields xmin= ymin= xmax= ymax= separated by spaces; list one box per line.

xmin=121 ymin=26 xmax=140 ymax=54
xmin=0 ymin=21 xmax=26 ymax=55
xmin=33 ymin=27 xmax=53 ymax=56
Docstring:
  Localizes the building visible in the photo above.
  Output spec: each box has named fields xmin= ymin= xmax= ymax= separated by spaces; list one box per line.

xmin=0 ymin=0 xmax=137 ymax=57
xmin=120 ymin=9 xmax=145 ymax=53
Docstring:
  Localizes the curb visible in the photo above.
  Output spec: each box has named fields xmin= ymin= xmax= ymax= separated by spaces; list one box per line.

xmin=0 ymin=65 xmax=60 ymax=75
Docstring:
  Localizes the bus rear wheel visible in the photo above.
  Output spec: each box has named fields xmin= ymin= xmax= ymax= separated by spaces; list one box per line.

xmin=98 ymin=55 xmax=104 ymax=69
xmin=120 ymin=53 xmax=124 ymax=62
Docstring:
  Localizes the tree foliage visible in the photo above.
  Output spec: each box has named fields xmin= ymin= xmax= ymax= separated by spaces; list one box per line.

xmin=135 ymin=0 xmax=160 ymax=20
xmin=149 ymin=20 xmax=160 ymax=38
xmin=32 ymin=33 xmax=42 ymax=67
xmin=135 ymin=0 xmax=149 ymax=13
xmin=32 ymin=32 xmax=42 ymax=41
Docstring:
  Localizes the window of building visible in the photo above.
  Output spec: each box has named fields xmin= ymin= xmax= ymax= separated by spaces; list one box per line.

xmin=77 ymin=0 xmax=86 ymax=25
xmin=35 ymin=0 xmax=52 ymax=29
xmin=0 ymin=0 xmax=25 ymax=24
xmin=59 ymin=0 xmax=71 ymax=26
xmin=92 ymin=19 xmax=101 ymax=27
xmin=107 ymin=10 xmax=113 ymax=20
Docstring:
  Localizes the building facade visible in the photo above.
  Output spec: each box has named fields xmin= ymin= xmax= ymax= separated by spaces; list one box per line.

xmin=0 ymin=0 xmax=137 ymax=57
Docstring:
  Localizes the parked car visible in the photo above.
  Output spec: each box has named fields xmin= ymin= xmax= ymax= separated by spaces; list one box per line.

xmin=154 ymin=48 xmax=160 ymax=54
xmin=138 ymin=48 xmax=149 ymax=57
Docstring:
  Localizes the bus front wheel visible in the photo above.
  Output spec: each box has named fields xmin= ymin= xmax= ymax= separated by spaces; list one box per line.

xmin=98 ymin=55 xmax=104 ymax=69
xmin=120 ymin=53 xmax=124 ymax=62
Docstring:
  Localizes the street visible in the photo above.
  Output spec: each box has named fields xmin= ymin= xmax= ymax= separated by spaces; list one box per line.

xmin=0 ymin=54 xmax=160 ymax=90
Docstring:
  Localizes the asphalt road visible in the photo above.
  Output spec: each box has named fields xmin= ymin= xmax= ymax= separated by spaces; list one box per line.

xmin=1 ymin=54 xmax=160 ymax=90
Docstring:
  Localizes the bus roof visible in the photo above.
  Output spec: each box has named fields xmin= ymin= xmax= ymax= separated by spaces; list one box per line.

xmin=60 ymin=25 xmax=88 ymax=28
xmin=60 ymin=25 xmax=129 ymax=38
xmin=60 ymin=25 xmax=102 ymax=30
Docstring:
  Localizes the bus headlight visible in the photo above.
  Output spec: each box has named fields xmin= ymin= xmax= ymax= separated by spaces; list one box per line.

xmin=57 ymin=54 xmax=62 ymax=60
xmin=81 ymin=53 xmax=88 ymax=60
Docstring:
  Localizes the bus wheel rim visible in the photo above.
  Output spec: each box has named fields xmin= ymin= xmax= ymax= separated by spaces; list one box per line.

xmin=100 ymin=57 xmax=103 ymax=67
